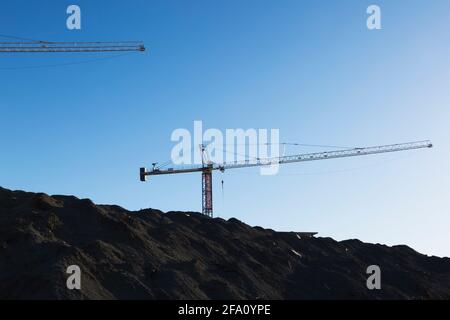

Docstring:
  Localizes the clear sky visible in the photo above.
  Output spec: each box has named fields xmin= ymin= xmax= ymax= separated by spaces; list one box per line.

xmin=1 ymin=0 xmax=449 ymax=257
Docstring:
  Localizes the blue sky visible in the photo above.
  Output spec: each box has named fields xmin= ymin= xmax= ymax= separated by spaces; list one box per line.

xmin=1 ymin=1 xmax=449 ymax=257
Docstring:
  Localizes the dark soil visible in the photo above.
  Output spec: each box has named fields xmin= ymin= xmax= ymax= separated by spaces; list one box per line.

xmin=1 ymin=187 xmax=449 ymax=300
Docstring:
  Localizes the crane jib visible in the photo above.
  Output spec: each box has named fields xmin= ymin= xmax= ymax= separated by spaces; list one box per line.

xmin=0 ymin=41 xmax=146 ymax=53
xmin=140 ymin=140 xmax=432 ymax=217
xmin=141 ymin=140 xmax=432 ymax=176
xmin=224 ymin=140 xmax=432 ymax=170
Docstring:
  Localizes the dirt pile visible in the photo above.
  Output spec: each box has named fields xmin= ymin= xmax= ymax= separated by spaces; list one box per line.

xmin=0 ymin=187 xmax=449 ymax=300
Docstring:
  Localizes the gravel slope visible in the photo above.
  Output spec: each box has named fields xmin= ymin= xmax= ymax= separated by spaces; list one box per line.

xmin=1 ymin=187 xmax=449 ymax=300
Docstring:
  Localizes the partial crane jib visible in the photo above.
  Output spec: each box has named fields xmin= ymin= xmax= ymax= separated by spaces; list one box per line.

xmin=0 ymin=41 xmax=145 ymax=53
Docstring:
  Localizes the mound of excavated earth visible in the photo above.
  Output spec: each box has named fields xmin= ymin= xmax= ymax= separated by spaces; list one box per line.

xmin=0 ymin=187 xmax=449 ymax=300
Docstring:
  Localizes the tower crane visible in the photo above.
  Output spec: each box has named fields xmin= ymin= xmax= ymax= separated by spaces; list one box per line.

xmin=140 ymin=140 xmax=433 ymax=217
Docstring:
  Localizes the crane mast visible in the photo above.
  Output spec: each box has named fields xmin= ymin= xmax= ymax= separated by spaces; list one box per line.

xmin=140 ymin=140 xmax=432 ymax=217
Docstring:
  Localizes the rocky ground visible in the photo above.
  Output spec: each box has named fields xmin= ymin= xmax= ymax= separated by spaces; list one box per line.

xmin=0 ymin=186 xmax=449 ymax=300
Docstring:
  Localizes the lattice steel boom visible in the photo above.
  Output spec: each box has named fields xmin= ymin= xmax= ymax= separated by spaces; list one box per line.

xmin=0 ymin=41 xmax=145 ymax=53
